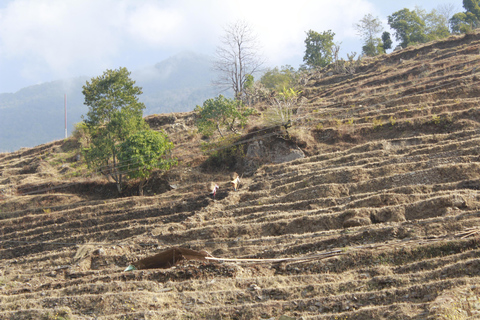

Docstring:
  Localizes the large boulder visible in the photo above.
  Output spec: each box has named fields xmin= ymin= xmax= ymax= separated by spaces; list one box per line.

xmin=244 ymin=137 xmax=304 ymax=173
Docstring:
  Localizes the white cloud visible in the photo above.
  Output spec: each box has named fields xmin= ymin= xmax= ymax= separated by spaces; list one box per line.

xmin=0 ymin=0 xmax=127 ymax=83
xmin=0 ymin=0 xmax=226 ymax=89
xmin=126 ymin=3 xmax=184 ymax=46
xmin=0 ymin=0 xmax=428 ymax=93
xmin=216 ymin=0 xmax=377 ymax=67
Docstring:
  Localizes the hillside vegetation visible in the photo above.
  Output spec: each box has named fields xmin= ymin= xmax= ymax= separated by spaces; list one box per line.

xmin=2 ymin=32 xmax=480 ymax=319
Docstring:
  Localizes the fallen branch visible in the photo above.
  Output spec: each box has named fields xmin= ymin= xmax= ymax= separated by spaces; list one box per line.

xmin=205 ymin=250 xmax=344 ymax=264
xmin=124 ymin=247 xmax=344 ymax=271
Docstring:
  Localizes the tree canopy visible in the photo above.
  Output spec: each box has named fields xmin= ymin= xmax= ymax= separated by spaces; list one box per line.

xmin=417 ymin=7 xmax=450 ymax=41
xmin=118 ymin=130 xmax=176 ymax=196
xmin=82 ymin=67 xmax=149 ymax=193
xmin=381 ymin=31 xmax=393 ymax=51
xmin=388 ymin=7 xmax=452 ymax=48
xmin=260 ymin=65 xmax=298 ymax=91
xmin=450 ymin=0 xmax=480 ymax=33
xmin=303 ymin=30 xmax=335 ymax=68
xmin=194 ymin=95 xmax=253 ymax=138
xmin=83 ymin=67 xmax=145 ymax=126
xmin=355 ymin=14 xmax=384 ymax=56
xmin=388 ymin=8 xmax=427 ymax=48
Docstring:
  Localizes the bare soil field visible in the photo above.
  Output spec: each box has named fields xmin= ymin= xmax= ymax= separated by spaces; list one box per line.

xmin=2 ymin=32 xmax=480 ymax=319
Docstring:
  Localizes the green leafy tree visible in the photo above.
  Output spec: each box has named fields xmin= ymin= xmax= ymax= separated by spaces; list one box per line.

xmin=260 ymin=65 xmax=298 ymax=91
xmin=417 ymin=7 xmax=450 ymax=41
xmin=72 ymin=121 xmax=90 ymax=148
xmin=464 ymin=0 xmax=480 ymax=15
xmin=362 ymin=39 xmax=385 ymax=57
xmin=194 ymin=95 xmax=253 ymax=138
xmin=450 ymin=0 xmax=480 ymax=33
xmin=388 ymin=8 xmax=427 ymax=48
xmin=389 ymin=7 xmax=451 ymax=48
xmin=244 ymin=74 xmax=255 ymax=91
xmin=83 ymin=67 xmax=145 ymax=126
xmin=242 ymin=73 xmax=255 ymax=105
xmin=82 ymin=67 xmax=147 ymax=193
xmin=303 ymin=30 xmax=335 ymax=68
xmin=355 ymin=14 xmax=384 ymax=56
xmin=450 ymin=12 xmax=476 ymax=32
xmin=382 ymin=31 xmax=393 ymax=51
xmin=118 ymin=130 xmax=176 ymax=196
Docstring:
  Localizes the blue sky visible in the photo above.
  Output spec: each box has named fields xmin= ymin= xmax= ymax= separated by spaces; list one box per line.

xmin=0 ymin=0 xmax=464 ymax=94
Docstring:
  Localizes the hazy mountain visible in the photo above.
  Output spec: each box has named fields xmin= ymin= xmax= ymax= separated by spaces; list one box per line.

xmin=0 ymin=51 xmax=223 ymax=152
xmin=134 ymin=51 xmax=221 ymax=115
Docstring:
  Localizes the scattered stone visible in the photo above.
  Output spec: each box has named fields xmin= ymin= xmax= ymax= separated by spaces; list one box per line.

xmin=249 ymin=284 xmax=261 ymax=291
xmin=94 ymin=248 xmax=106 ymax=256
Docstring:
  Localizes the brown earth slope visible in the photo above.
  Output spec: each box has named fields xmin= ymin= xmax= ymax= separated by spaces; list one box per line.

xmin=2 ymin=32 xmax=480 ymax=320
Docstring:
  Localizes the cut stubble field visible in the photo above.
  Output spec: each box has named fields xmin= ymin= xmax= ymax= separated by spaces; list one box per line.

xmin=2 ymin=31 xmax=480 ymax=319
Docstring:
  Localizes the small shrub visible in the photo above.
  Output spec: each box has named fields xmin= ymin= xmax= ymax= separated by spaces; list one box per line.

xmin=389 ymin=116 xmax=396 ymax=126
xmin=264 ymin=87 xmax=304 ymax=126
xmin=71 ymin=122 xmax=90 ymax=148
xmin=372 ymin=118 xmax=383 ymax=129
xmin=42 ymin=307 xmax=73 ymax=320
xmin=431 ymin=114 xmax=441 ymax=125
xmin=444 ymin=113 xmax=453 ymax=123
xmin=195 ymin=95 xmax=253 ymax=138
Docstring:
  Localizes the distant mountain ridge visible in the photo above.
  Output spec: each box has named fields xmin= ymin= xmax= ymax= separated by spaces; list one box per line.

xmin=0 ymin=51 xmax=221 ymax=152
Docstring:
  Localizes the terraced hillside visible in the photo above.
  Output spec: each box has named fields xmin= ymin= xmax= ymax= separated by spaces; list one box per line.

xmin=2 ymin=32 xmax=480 ymax=320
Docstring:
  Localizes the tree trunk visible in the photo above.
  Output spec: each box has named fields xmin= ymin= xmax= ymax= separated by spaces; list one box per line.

xmin=116 ymin=182 xmax=122 ymax=194
xmin=110 ymin=137 xmax=123 ymax=195
xmin=139 ymin=179 xmax=145 ymax=196
xmin=216 ymin=124 xmax=224 ymax=138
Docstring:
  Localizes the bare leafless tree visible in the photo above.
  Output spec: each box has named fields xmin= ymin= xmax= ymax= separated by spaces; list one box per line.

xmin=213 ymin=20 xmax=265 ymax=101
xmin=333 ymin=42 xmax=343 ymax=73
xmin=437 ymin=3 xmax=458 ymax=32
xmin=437 ymin=3 xmax=457 ymax=21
